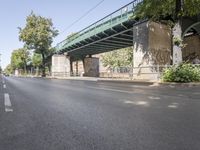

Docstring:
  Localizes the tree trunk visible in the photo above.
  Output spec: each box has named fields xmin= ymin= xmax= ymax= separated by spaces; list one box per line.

xmin=173 ymin=0 xmax=183 ymax=65
xmin=24 ymin=63 xmax=27 ymax=75
xmin=172 ymin=21 xmax=183 ymax=65
xmin=36 ymin=66 xmax=39 ymax=76
xmin=48 ymin=64 xmax=51 ymax=76
xmin=41 ymin=53 xmax=46 ymax=77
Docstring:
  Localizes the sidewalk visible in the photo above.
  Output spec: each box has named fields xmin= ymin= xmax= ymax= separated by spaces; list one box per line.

xmin=49 ymin=76 xmax=153 ymax=82
xmin=48 ymin=76 xmax=200 ymax=87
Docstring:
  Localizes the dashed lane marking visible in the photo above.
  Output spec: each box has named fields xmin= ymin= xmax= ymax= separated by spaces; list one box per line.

xmin=4 ymin=93 xmax=13 ymax=112
xmin=3 ymin=84 xmax=6 ymax=89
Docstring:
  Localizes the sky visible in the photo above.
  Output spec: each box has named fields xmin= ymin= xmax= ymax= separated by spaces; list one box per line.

xmin=0 ymin=0 xmax=132 ymax=69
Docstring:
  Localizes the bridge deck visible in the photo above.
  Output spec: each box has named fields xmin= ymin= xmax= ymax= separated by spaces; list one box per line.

xmin=55 ymin=0 xmax=143 ymax=60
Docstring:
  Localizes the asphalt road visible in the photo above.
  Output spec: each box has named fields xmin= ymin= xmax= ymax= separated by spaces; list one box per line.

xmin=0 ymin=76 xmax=200 ymax=150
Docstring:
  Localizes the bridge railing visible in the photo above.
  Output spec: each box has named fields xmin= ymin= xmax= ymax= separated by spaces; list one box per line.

xmin=55 ymin=0 xmax=143 ymax=51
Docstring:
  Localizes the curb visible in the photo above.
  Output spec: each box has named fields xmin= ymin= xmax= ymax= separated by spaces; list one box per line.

xmin=97 ymin=79 xmax=155 ymax=85
xmin=158 ymin=82 xmax=200 ymax=87
xmin=19 ymin=76 xmax=200 ymax=87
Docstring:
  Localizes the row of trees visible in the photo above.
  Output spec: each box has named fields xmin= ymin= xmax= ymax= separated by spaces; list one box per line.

xmin=101 ymin=47 xmax=133 ymax=68
xmin=5 ymin=12 xmax=58 ymax=76
xmin=5 ymin=49 xmax=42 ymax=75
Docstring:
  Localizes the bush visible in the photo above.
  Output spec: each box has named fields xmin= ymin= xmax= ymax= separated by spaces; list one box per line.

xmin=162 ymin=63 xmax=200 ymax=82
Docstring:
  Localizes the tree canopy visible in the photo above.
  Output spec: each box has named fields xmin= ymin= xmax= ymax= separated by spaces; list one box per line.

xmin=32 ymin=53 xmax=42 ymax=68
xmin=4 ymin=64 xmax=13 ymax=75
xmin=11 ymin=48 xmax=30 ymax=72
xmin=134 ymin=0 xmax=200 ymax=22
xmin=19 ymin=12 xmax=58 ymax=76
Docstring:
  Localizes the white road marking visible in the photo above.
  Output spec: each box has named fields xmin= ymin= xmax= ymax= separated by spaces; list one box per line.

xmin=86 ymin=86 xmax=135 ymax=94
xmin=168 ymin=102 xmax=179 ymax=109
xmin=4 ymin=93 xmax=13 ymax=112
xmin=2 ymin=80 xmax=5 ymax=84
xmin=124 ymin=100 xmax=149 ymax=106
xmin=148 ymin=96 xmax=160 ymax=100
xmin=3 ymin=84 xmax=6 ymax=88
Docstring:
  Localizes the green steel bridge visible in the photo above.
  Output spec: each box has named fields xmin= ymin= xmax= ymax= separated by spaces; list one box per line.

xmin=55 ymin=0 xmax=200 ymax=61
xmin=55 ymin=0 xmax=143 ymax=60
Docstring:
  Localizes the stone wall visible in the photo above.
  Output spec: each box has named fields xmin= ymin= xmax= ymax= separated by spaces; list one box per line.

xmin=183 ymin=35 xmax=200 ymax=62
xmin=52 ymin=55 xmax=70 ymax=77
xmin=83 ymin=57 xmax=99 ymax=77
xmin=72 ymin=54 xmax=108 ymax=77
xmin=133 ymin=21 xmax=172 ymax=80
xmin=72 ymin=61 xmax=84 ymax=76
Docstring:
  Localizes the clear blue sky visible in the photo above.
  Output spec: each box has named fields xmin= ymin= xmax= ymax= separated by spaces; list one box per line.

xmin=0 ymin=0 xmax=132 ymax=69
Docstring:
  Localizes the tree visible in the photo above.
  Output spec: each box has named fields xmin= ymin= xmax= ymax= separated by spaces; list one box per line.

xmin=134 ymin=0 xmax=200 ymax=20
xmin=102 ymin=47 xmax=133 ymax=68
xmin=32 ymin=53 xmax=42 ymax=75
xmin=11 ymin=48 xmax=30 ymax=73
xmin=19 ymin=12 xmax=58 ymax=77
xmin=32 ymin=53 xmax=42 ymax=67
xmin=134 ymin=0 xmax=200 ymax=64
xmin=4 ymin=64 xmax=13 ymax=75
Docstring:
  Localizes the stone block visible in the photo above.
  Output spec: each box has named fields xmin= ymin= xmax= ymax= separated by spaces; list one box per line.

xmin=84 ymin=57 xmax=99 ymax=77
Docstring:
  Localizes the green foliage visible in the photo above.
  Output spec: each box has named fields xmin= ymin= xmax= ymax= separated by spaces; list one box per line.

xmin=19 ymin=12 xmax=58 ymax=76
xmin=4 ymin=64 xmax=13 ymax=75
xmin=183 ymin=0 xmax=200 ymax=16
xmin=101 ymin=47 xmax=133 ymax=68
xmin=32 ymin=53 xmax=42 ymax=67
xmin=11 ymin=48 xmax=30 ymax=70
xmin=134 ymin=0 xmax=200 ymax=22
xmin=162 ymin=63 xmax=200 ymax=82
xmin=134 ymin=0 xmax=175 ymax=21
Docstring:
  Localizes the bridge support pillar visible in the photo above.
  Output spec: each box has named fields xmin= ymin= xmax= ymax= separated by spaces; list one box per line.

xmin=133 ymin=21 xmax=172 ymax=80
xmin=51 ymin=54 xmax=71 ymax=77
xmin=83 ymin=57 xmax=99 ymax=77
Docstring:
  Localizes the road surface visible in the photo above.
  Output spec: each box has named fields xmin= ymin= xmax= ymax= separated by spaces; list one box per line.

xmin=0 ymin=76 xmax=200 ymax=150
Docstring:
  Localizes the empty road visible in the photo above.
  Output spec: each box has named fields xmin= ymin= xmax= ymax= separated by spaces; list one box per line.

xmin=0 ymin=76 xmax=200 ymax=150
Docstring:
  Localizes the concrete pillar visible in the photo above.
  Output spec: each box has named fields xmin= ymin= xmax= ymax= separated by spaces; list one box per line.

xmin=70 ymin=59 xmax=73 ymax=76
xmin=83 ymin=57 xmax=99 ymax=77
xmin=51 ymin=54 xmax=70 ymax=77
xmin=133 ymin=21 xmax=172 ymax=80
xmin=75 ymin=61 xmax=78 ymax=76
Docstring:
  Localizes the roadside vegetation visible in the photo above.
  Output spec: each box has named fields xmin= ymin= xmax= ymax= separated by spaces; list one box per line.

xmin=162 ymin=63 xmax=200 ymax=82
xmin=101 ymin=47 xmax=133 ymax=68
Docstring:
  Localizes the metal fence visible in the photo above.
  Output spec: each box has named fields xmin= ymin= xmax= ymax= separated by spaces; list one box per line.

xmin=100 ymin=65 xmax=172 ymax=79
xmin=52 ymin=64 xmax=200 ymax=80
